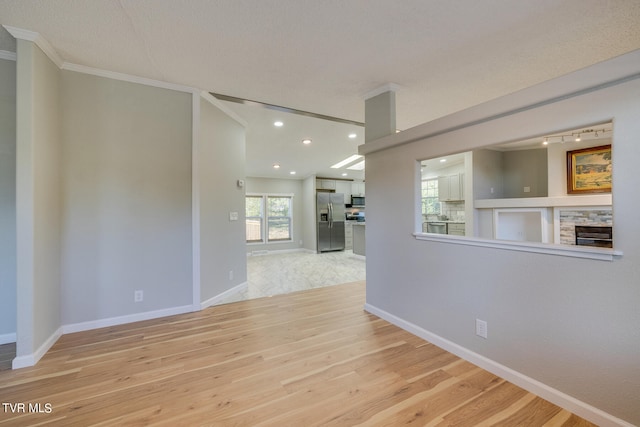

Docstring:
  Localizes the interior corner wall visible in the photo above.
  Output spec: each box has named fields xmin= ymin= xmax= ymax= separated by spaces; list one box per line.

xmin=15 ymin=40 xmax=63 ymax=357
xmin=198 ymin=98 xmax=247 ymax=302
xmin=0 ymin=57 xmax=16 ymax=340
xmin=245 ymin=177 xmax=304 ymax=253
xmin=365 ymin=76 xmax=640 ymax=425
xmin=60 ymin=70 xmax=193 ymax=325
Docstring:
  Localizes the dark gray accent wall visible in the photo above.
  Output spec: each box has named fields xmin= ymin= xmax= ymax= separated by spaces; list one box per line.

xmin=502 ymin=148 xmax=548 ymax=198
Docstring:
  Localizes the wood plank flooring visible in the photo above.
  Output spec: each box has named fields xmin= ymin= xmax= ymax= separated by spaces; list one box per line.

xmin=0 ymin=281 xmax=596 ymax=426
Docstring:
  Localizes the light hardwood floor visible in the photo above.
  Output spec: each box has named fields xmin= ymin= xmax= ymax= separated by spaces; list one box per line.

xmin=0 ymin=281 xmax=596 ymax=426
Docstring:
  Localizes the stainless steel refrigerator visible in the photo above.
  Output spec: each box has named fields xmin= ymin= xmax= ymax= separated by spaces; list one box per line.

xmin=317 ymin=192 xmax=346 ymax=252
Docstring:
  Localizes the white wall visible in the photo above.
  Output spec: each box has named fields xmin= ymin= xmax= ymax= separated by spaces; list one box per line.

xmin=15 ymin=39 xmax=63 ymax=360
xmin=198 ymin=97 xmax=247 ymax=302
xmin=245 ymin=177 xmax=304 ymax=253
xmin=60 ymin=70 xmax=193 ymax=324
xmin=363 ymin=56 xmax=640 ymax=425
xmin=0 ymin=57 xmax=16 ymax=341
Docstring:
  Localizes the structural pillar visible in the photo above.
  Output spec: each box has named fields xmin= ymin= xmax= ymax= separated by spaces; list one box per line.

xmin=364 ymin=83 xmax=399 ymax=143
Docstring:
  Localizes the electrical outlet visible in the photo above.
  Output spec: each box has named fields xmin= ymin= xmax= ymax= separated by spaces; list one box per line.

xmin=229 ymin=270 xmax=234 ymax=280
xmin=523 ymin=186 xmax=531 ymax=193
xmin=476 ymin=319 xmax=488 ymax=339
xmin=134 ymin=290 xmax=143 ymax=303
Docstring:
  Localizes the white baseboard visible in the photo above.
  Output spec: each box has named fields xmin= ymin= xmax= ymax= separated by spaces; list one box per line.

xmin=12 ymin=327 xmax=63 ymax=369
xmin=0 ymin=332 xmax=16 ymax=345
xmin=200 ymin=282 xmax=248 ymax=310
xmin=363 ymin=303 xmax=634 ymax=427
xmin=61 ymin=304 xmax=193 ymax=335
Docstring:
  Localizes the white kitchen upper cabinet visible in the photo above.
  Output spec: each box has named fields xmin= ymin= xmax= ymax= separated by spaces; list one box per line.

xmin=438 ymin=173 xmax=464 ymax=201
xmin=352 ymin=181 xmax=365 ymax=196
xmin=335 ymin=181 xmax=352 ymax=203
xmin=316 ymin=179 xmax=336 ymax=190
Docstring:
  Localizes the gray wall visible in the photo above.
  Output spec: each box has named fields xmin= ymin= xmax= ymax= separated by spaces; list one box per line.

xmin=199 ymin=98 xmax=247 ymax=302
xmin=302 ymin=176 xmax=316 ymax=252
xmin=60 ymin=70 xmax=193 ymax=324
xmin=364 ymin=74 xmax=640 ymax=424
xmin=502 ymin=148 xmax=548 ymax=198
xmin=472 ymin=148 xmax=504 ymax=199
xmin=245 ymin=177 xmax=304 ymax=253
xmin=15 ymin=40 xmax=63 ymax=356
xmin=0 ymin=58 xmax=16 ymax=339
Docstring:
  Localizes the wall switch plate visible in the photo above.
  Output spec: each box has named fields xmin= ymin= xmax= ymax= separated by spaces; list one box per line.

xmin=476 ymin=319 xmax=488 ymax=339
xmin=134 ymin=290 xmax=143 ymax=303
xmin=229 ymin=270 xmax=234 ymax=280
xmin=229 ymin=211 xmax=238 ymax=221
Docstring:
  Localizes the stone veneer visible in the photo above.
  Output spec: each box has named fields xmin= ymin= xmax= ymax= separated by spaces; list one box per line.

xmin=558 ymin=208 xmax=613 ymax=245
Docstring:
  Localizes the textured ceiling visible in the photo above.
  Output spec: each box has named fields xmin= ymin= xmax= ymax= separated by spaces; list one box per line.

xmin=1 ymin=0 xmax=639 ymax=179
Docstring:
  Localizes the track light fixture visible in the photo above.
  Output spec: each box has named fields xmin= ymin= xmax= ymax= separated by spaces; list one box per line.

xmin=541 ymin=126 xmax=610 ymax=146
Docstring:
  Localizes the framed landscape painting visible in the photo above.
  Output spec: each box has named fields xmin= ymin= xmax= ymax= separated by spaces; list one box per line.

xmin=567 ymin=144 xmax=612 ymax=194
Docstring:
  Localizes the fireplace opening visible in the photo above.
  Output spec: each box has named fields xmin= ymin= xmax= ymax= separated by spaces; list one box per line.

xmin=575 ymin=225 xmax=613 ymax=248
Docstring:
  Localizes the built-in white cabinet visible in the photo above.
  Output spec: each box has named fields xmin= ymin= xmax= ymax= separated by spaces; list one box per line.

xmin=438 ymin=173 xmax=464 ymax=201
xmin=316 ymin=179 xmax=336 ymax=190
xmin=352 ymin=181 xmax=365 ymax=196
xmin=345 ymin=222 xmax=353 ymax=249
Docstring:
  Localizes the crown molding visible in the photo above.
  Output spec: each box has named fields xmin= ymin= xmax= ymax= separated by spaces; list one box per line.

xmin=61 ymin=62 xmax=197 ymax=94
xmin=3 ymin=25 xmax=63 ymax=68
xmin=0 ymin=50 xmax=17 ymax=61
xmin=200 ymin=92 xmax=248 ymax=127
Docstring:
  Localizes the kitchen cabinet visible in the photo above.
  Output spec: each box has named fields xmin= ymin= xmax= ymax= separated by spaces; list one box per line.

xmin=335 ymin=181 xmax=352 ymax=204
xmin=351 ymin=181 xmax=365 ymax=196
xmin=447 ymin=223 xmax=465 ymax=236
xmin=316 ymin=179 xmax=336 ymax=190
xmin=438 ymin=173 xmax=464 ymax=201
xmin=352 ymin=223 xmax=365 ymax=256
xmin=345 ymin=222 xmax=354 ymax=249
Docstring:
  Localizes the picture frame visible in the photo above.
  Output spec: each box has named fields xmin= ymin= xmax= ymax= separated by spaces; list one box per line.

xmin=567 ymin=144 xmax=612 ymax=194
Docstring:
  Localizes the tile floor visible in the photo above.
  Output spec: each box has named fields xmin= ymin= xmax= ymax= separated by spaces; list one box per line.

xmin=217 ymin=250 xmax=366 ymax=304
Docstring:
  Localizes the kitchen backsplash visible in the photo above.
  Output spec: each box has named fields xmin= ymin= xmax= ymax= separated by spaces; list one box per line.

xmin=441 ymin=201 xmax=465 ymax=221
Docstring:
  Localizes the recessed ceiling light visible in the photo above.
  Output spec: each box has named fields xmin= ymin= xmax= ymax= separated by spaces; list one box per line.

xmin=274 ymin=121 xmax=283 ymax=127
xmin=331 ymin=154 xmax=363 ymax=169
xmin=342 ymin=173 xmax=348 ymax=176
xmin=273 ymin=163 xmax=280 ymax=169
xmin=302 ymin=138 xmax=312 ymax=145
xmin=290 ymin=171 xmax=296 ymax=175
xmin=348 ymin=133 xmax=357 ymax=139
xmin=440 ymin=159 xmax=447 ymax=163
